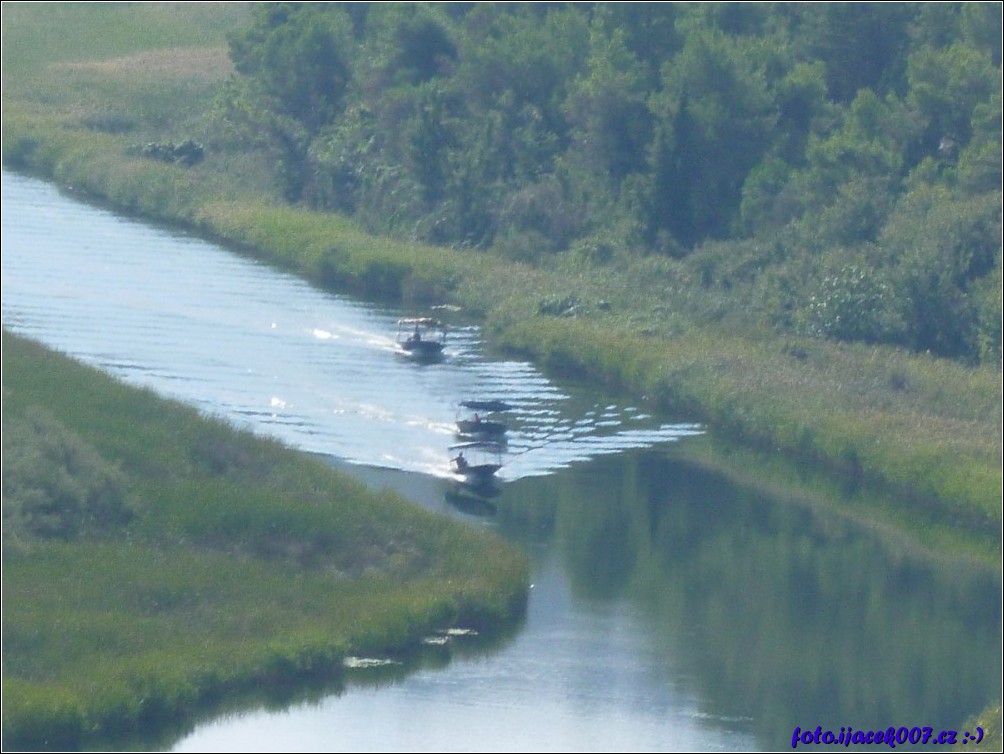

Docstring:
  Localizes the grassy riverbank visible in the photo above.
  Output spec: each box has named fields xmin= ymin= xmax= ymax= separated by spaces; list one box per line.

xmin=2 ymin=330 xmax=529 ymax=748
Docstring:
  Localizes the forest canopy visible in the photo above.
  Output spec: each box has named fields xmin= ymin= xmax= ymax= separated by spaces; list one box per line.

xmin=216 ymin=2 xmax=1002 ymax=364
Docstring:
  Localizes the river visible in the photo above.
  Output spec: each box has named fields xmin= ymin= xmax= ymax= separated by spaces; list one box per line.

xmin=2 ymin=169 xmax=1000 ymax=752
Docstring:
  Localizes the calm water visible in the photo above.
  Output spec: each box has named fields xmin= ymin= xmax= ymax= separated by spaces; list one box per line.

xmin=2 ymin=170 xmax=1000 ymax=752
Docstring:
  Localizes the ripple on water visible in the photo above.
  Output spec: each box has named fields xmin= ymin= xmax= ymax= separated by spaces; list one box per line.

xmin=2 ymin=169 xmax=703 ymax=483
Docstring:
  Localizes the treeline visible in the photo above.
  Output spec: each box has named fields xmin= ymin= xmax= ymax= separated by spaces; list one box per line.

xmin=214 ymin=2 xmax=1002 ymax=363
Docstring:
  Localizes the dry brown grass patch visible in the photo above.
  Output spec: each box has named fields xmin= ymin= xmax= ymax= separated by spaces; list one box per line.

xmin=51 ymin=46 xmax=233 ymax=81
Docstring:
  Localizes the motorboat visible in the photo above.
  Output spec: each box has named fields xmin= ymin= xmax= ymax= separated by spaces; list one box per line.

xmin=455 ymin=399 xmax=512 ymax=439
xmin=449 ymin=440 xmax=504 ymax=485
xmin=459 ymin=399 xmax=513 ymax=412
xmin=396 ymin=317 xmax=446 ymax=361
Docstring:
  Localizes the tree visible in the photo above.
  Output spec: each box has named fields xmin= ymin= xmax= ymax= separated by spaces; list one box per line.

xmin=226 ymin=3 xmax=354 ymax=200
xmin=356 ymin=2 xmax=457 ymax=88
xmin=565 ymin=24 xmax=652 ymax=184
xmin=792 ymin=88 xmax=921 ymax=238
xmin=907 ymin=41 xmax=1001 ymax=163
xmin=648 ymin=29 xmax=778 ymax=248
xmin=229 ymin=3 xmax=352 ymax=133
xmin=790 ymin=3 xmax=914 ymax=103
xmin=591 ymin=2 xmax=681 ymax=88
xmin=879 ymin=186 xmax=1001 ymax=359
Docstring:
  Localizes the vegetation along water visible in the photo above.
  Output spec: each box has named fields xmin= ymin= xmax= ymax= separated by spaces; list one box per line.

xmin=2 ymin=2 xmax=1000 ymax=749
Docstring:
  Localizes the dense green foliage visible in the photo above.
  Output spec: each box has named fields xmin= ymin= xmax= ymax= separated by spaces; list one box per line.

xmin=3 ymin=408 xmax=133 ymax=541
xmin=1 ymin=331 xmax=528 ymax=748
xmin=216 ymin=2 xmax=1002 ymax=364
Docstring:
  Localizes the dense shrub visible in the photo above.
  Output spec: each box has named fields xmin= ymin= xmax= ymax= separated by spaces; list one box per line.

xmin=2 ymin=408 xmax=133 ymax=542
xmin=795 ymin=261 xmax=906 ymax=345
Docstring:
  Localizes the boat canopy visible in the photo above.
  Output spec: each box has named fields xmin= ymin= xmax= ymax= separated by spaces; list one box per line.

xmin=460 ymin=399 xmax=513 ymax=412
xmin=397 ymin=317 xmax=444 ymax=329
xmin=449 ymin=440 xmax=505 ymax=452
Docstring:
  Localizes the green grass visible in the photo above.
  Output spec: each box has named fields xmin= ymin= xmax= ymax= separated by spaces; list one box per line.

xmin=2 ymin=331 xmax=529 ymax=749
xmin=1 ymin=2 xmax=248 ymax=74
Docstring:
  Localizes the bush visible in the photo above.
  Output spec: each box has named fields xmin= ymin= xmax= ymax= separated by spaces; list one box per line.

xmin=2 ymin=408 xmax=133 ymax=542
xmin=794 ymin=260 xmax=906 ymax=345
xmin=139 ymin=139 xmax=204 ymax=167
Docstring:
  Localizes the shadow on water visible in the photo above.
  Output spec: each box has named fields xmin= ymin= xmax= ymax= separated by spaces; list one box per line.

xmin=496 ymin=445 xmax=1001 ymax=749
xmin=79 ymin=608 xmax=526 ymax=752
xmin=445 ymin=482 xmax=501 ymax=517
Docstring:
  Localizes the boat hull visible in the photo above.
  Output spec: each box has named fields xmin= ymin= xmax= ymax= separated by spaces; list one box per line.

xmin=400 ymin=341 xmax=445 ymax=362
xmin=456 ymin=419 xmax=507 ymax=438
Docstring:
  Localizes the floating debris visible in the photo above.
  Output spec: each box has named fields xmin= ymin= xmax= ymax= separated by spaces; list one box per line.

xmin=442 ymin=628 xmax=479 ymax=637
xmin=343 ymin=656 xmax=401 ymax=669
